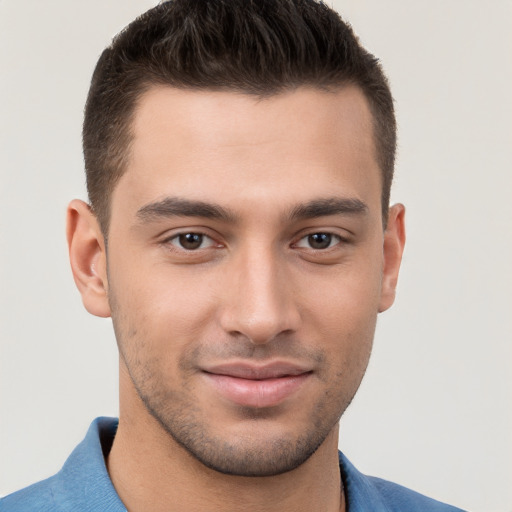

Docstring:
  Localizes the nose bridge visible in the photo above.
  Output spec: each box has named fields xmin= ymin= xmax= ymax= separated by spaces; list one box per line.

xmin=220 ymin=240 xmax=299 ymax=344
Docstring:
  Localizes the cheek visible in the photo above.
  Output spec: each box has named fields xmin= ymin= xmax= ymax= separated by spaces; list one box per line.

xmin=311 ymin=300 xmax=377 ymax=375
xmin=299 ymin=255 xmax=383 ymax=326
xmin=296 ymin=260 xmax=381 ymax=366
xmin=108 ymin=257 xmax=221 ymax=358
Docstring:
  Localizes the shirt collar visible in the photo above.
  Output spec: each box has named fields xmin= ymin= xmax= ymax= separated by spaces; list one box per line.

xmin=339 ymin=451 xmax=392 ymax=512
xmin=51 ymin=417 xmax=390 ymax=512
xmin=51 ymin=417 xmax=126 ymax=511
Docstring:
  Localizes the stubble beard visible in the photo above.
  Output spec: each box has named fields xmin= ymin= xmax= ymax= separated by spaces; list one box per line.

xmin=110 ymin=295 xmax=372 ymax=478
xmin=117 ymin=335 xmax=364 ymax=477
xmin=135 ymin=379 xmax=347 ymax=477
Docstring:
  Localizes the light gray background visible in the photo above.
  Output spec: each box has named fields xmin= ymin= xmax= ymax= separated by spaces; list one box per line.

xmin=1 ymin=1 xmax=511 ymax=511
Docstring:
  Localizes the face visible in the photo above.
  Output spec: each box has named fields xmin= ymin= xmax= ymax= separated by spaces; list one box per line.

xmin=69 ymin=85 xmax=404 ymax=477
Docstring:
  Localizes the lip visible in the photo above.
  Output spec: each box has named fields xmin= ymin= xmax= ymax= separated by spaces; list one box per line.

xmin=202 ymin=362 xmax=312 ymax=408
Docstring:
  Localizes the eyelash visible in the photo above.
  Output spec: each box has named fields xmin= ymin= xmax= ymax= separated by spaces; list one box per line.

xmin=162 ymin=231 xmax=346 ymax=252
xmin=293 ymin=232 xmax=344 ymax=251
xmin=164 ymin=232 xmax=219 ymax=251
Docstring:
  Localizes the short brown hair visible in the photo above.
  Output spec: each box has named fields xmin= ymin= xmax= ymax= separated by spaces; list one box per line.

xmin=83 ymin=0 xmax=396 ymax=233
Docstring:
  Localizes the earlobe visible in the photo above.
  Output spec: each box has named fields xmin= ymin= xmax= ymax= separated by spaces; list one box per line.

xmin=66 ymin=199 xmax=111 ymax=318
xmin=379 ymin=203 xmax=406 ymax=313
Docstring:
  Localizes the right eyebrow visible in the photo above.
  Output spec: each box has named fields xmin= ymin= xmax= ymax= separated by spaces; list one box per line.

xmin=136 ymin=197 xmax=238 ymax=223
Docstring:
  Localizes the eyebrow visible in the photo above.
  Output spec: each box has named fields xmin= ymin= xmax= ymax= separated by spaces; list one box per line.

xmin=136 ymin=196 xmax=368 ymax=224
xmin=136 ymin=197 xmax=237 ymax=223
xmin=287 ymin=197 xmax=368 ymax=221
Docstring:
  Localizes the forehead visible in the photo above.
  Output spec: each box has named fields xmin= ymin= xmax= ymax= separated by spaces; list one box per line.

xmin=112 ymin=85 xmax=381 ymax=221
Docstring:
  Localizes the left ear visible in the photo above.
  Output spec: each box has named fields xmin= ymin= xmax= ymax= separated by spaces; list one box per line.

xmin=379 ymin=203 xmax=406 ymax=312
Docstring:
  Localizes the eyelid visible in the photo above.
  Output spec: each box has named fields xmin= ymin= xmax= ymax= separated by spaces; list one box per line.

xmin=292 ymin=228 xmax=350 ymax=248
xmin=294 ymin=233 xmax=342 ymax=249
xmin=171 ymin=233 xmax=215 ymax=250
xmin=159 ymin=228 xmax=224 ymax=251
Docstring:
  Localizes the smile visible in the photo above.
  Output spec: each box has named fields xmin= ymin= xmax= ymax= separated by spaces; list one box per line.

xmin=202 ymin=363 xmax=313 ymax=408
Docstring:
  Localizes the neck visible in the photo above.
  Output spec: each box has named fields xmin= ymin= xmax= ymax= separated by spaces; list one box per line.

xmin=107 ymin=373 xmax=345 ymax=512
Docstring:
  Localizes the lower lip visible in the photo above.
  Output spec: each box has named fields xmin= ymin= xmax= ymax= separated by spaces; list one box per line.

xmin=203 ymin=372 xmax=311 ymax=408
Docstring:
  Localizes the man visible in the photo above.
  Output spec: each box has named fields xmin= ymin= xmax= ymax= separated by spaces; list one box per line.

xmin=2 ymin=1 xmax=466 ymax=511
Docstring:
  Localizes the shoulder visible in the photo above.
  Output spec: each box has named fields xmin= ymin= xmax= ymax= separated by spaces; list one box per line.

xmin=365 ymin=475 xmax=467 ymax=512
xmin=1 ymin=418 xmax=124 ymax=512
xmin=339 ymin=452 xmax=467 ymax=512
xmin=1 ymin=476 xmax=58 ymax=512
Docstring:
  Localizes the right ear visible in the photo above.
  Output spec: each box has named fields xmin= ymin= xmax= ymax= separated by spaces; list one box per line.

xmin=66 ymin=199 xmax=111 ymax=318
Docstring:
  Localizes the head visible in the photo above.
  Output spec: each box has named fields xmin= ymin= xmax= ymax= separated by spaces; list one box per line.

xmin=83 ymin=0 xmax=396 ymax=235
xmin=69 ymin=0 xmax=405 ymax=478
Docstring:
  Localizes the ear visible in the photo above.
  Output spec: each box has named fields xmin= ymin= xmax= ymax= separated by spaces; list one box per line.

xmin=379 ymin=203 xmax=406 ymax=313
xmin=66 ymin=199 xmax=111 ymax=318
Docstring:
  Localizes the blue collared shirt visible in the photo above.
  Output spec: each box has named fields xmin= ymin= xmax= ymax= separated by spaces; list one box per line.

xmin=1 ymin=417 xmax=466 ymax=511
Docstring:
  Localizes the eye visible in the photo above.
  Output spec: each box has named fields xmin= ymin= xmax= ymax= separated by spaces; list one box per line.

xmin=168 ymin=232 xmax=216 ymax=251
xmin=295 ymin=232 xmax=342 ymax=250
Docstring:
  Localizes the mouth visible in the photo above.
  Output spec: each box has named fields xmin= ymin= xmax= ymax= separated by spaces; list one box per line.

xmin=201 ymin=362 xmax=313 ymax=408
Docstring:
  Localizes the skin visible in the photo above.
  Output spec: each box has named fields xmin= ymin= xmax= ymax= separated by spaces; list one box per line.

xmin=67 ymin=85 xmax=405 ymax=512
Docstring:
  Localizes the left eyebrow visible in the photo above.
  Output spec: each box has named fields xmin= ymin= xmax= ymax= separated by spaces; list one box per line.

xmin=287 ymin=197 xmax=368 ymax=221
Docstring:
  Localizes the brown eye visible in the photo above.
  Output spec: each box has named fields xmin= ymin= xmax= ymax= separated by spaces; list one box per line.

xmin=308 ymin=233 xmax=333 ymax=249
xmin=169 ymin=233 xmax=212 ymax=250
xmin=295 ymin=232 xmax=341 ymax=250
xmin=178 ymin=233 xmax=203 ymax=250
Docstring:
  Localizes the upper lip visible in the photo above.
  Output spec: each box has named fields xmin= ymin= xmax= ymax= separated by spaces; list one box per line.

xmin=202 ymin=362 xmax=312 ymax=380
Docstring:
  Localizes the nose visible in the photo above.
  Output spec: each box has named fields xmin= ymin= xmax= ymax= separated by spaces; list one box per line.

xmin=219 ymin=245 xmax=301 ymax=345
